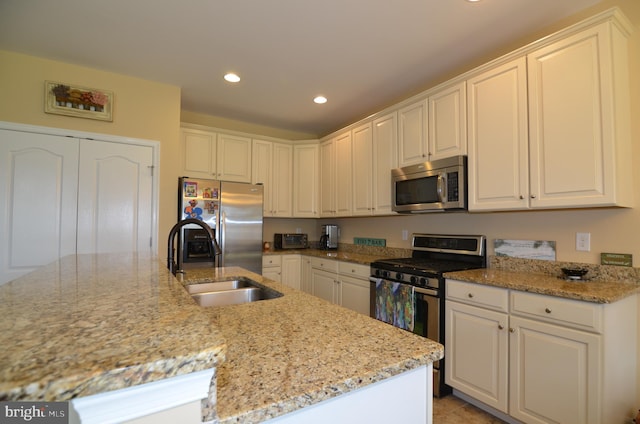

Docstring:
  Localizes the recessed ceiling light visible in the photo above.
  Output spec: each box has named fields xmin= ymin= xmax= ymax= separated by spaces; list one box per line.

xmin=224 ymin=73 xmax=241 ymax=83
xmin=313 ymin=96 xmax=327 ymax=104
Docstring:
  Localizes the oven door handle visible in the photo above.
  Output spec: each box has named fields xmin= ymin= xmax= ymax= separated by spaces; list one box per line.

xmin=369 ymin=278 xmax=438 ymax=297
xmin=414 ymin=286 xmax=438 ymax=296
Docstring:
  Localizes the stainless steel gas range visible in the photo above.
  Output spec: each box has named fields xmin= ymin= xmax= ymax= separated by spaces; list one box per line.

xmin=369 ymin=233 xmax=487 ymax=397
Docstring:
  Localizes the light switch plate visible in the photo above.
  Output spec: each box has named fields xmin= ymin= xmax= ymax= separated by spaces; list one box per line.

xmin=576 ymin=232 xmax=591 ymax=252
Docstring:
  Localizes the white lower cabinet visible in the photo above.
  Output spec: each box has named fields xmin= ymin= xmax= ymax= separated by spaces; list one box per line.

xmin=262 ymin=255 xmax=301 ymax=290
xmin=301 ymin=257 xmax=313 ymax=294
xmin=309 ymin=258 xmax=370 ymax=315
xmin=281 ymin=255 xmax=301 ymax=290
xmin=262 ymin=255 xmax=282 ymax=282
xmin=310 ymin=258 xmax=339 ymax=304
xmin=445 ymin=279 xmax=637 ymax=424
xmin=337 ymin=262 xmax=371 ymax=315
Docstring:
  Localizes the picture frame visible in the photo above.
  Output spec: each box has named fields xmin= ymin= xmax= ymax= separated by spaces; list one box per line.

xmin=44 ymin=80 xmax=113 ymax=121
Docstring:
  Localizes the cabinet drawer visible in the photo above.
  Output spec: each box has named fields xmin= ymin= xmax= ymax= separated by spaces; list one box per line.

xmin=446 ymin=279 xmax=509 ymax=312
xmin=338 ymin=261 xmax=369 ymax=279
xmin=310 ymin=257 xmax=338 ymax=272
xmin=510 ymin=291 xmax=602 ymax=333
xmin=262 ymin=255 xmax=282 ymax=267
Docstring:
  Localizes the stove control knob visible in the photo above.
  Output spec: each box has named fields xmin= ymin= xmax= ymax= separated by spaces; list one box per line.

xmin=419 ymin=277 xmax=427 ymax=287
xmin=382 ymin=270 xmax=390 ymax=278
xmin=410 ymin=276 xmax=418 ymax=285
xmin=374 ymin=269 xmax=382 ymax=277
xmin=396 ymin=272 xmax=403 ymax=281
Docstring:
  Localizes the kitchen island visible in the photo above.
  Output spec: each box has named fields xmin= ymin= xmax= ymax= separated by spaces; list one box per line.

xmin=0 ymin=254 xmax=443 ymax=423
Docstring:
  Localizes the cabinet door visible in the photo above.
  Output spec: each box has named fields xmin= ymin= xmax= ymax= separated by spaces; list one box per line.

xmin=467 ymin=58 xmax=529 ymax=211
xmin=77 ymin=140 xmax=154 ymax=255
xmin=301 ymin=257 xmax=312 ymax=294
xmin=311 ymin=268 xmax=337 ymax=303
xmin=0 ymin=130 xmax=79 ymax=284
xmin=271 ymin=143 xmax=293 ymax=217
xmin=372 ymin=112 xmax=397 ymax=215
xmin=263 ymin=267 xmax=281 ymax=282
xmin=281 ymin=255 xmax=301 ymax=290
xmin=445 ymin=301 xmax=508 ymax=413
xmin=398 ymin=98 xmax=428 ymax=167
xmin=334 ymin=131 xmax=352 ymax=216
xmin=339 ymin=275 xmax=370 ymax=315
xmin=352 ymin=122 xmax=373 ymax=216
xmin=252 ymin=140 xmax=273 ymax=215
xmin=527 ymin=22 xmax=624 ymax=208
xmin=216 ymin=133 xmax=252 ymax=182
xmin=428 ymin=81 xmax=467 ymax=160
xmin=293 ymin=144 xmax=319 ymax=217
xmin=509 ymin=316 xmax=600 ymax=424
xmin=319 ymin=139 xmax=335 ymax=216
xmin=181 ymin=128 xmax=216 ymax=178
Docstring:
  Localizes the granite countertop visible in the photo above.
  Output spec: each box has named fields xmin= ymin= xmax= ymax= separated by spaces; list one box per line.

xmin=0 ymin=254 xmax=443 ymax=424
xmin=0 ymin=254 xmax=226 ymax=402
xmin=181 ymin=266 xmax=443 ymax=423
xmin=445 ymin=268 xmax=640 ymax=304
xmin=263 ymin=247 xmax=400 ymax=265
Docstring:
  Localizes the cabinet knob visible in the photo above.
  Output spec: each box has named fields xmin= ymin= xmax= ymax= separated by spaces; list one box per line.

xmin=467 ymin=293 xmax=474 ymax=298
xmin=519 ymin=195 xmax=524 ymax=200
xmin=545 ymin=307 xmax=552 ymax=314
xmin=509 ymin=328 xmax=515 ymax=333
xmin=498 ymin=324 xmax=504 ymax=330
xmin=531 ymin=195 xmax=537 ymax=199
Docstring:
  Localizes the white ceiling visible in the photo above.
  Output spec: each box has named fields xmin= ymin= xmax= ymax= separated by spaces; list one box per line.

xmin=0 ymin=0 xmax=603 ymax=137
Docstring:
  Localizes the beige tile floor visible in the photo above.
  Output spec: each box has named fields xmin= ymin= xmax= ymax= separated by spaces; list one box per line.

xmin=433 ymin=395 xmax=508 ymax=423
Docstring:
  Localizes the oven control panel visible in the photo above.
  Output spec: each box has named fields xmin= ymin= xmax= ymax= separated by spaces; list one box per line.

xmin=371 ymin=267 xmax=440 ymax=290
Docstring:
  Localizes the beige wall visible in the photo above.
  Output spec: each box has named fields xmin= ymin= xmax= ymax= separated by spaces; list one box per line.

xmin=0 ymin=51 xmax=182 ymax=247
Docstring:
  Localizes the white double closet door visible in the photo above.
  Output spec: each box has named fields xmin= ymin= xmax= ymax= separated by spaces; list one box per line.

xmin=0 ymin=127 xmax=155 ymax=285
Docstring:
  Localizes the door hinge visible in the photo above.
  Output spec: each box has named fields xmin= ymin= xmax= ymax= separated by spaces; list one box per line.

xmin=148 ymin=165 xmax=154 ymax=176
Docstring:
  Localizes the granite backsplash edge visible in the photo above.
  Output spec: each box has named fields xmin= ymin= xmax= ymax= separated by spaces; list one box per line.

xmin=491 ymin=256 xmax=640 ymax=284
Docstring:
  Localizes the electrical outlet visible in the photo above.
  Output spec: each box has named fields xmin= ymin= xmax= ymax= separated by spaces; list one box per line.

xmin=402 ymin=230 xmax=408 ymax=241
xmin=295 ymin=228 xmax=302 ymax=234
xmin=576 ymin=232 xmax=591 ymax=252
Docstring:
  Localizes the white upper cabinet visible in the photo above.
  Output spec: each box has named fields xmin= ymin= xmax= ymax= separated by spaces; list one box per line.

xmin=468 ymin=10 xmax=632 ymax=211
xmin=252 ymin=139 xmax=292 ymax=217
xmin=293 ymin=143 xmax=319 ymax=218
xmin=319 ymin=138 xmax=336 ymax=216
xmin=398 ymin=97 xmax=428 ymax=167
xmin=372 ymin=113 xmax=398 ymax=215
xmin=527 ymin=20 xmax=632 ymax=209
xmin=335 ymin=132 xmax=352 ymax=216
xmin=467 ymin=58 xmax=530 ymax=211
xmin=181 ymin=127 xmax=252 ymax=183
xmin=352 ymin=122 xmax=374 ymax=216
xmin=320 ymin=131 xmax=352 ymax=217
xmin=428 ymin=81 xmax=467 ymax=161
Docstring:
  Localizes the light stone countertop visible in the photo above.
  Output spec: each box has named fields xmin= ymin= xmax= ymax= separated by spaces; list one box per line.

xmin=0 ymin=253 xmax=226 ymax=403
xmin=0 ymin=254 xmax=443 ymax=424
xmin=180 ymin=266 xmax=443 ymax=423
xmin=263 ymin=247 xmax=396 ymax=265
xmin=445 ymin=268 xmax=640 ymax=303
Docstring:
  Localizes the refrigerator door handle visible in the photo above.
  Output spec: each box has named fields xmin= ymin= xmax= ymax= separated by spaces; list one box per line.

xmin=219 ymin=211 xmax=226 ymax=267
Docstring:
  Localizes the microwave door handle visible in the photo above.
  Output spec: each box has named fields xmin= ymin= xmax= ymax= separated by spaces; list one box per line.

xmin=437 ymin=174 xmax=446 ymax=203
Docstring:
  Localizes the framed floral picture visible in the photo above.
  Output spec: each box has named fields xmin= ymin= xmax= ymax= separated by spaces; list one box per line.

xmin=44 ymin=81 xmax=113 ymax=121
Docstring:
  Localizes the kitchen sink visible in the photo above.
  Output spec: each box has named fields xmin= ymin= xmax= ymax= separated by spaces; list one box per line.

xmin=186 ymin=277 xmax=282 ymax=307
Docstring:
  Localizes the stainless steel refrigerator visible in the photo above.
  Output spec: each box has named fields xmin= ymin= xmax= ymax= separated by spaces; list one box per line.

xmin=177 ymin=177 xmax=263 ymax=273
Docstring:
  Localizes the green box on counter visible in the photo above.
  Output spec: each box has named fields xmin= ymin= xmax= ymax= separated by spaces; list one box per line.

xmin=354 ymin=237 xmax=386 ymax=247
xmin=601 ymin=253 xmax=632 ymax=267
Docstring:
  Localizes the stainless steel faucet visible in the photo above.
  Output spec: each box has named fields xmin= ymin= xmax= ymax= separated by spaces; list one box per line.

xmin=167 ymin=218 xmax=221 ymax=275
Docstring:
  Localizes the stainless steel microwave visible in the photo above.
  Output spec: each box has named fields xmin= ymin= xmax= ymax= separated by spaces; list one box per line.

xmin=392 ymin=155 xmax=467 ymax=213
